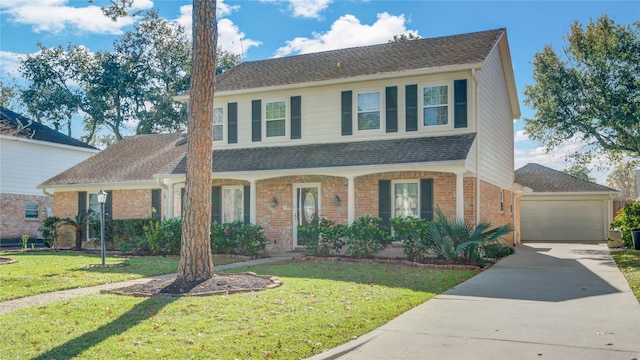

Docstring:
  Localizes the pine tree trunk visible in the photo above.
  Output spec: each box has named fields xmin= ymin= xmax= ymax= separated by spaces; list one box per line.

xmin=176 ymin=0 xmax=217 ymax=283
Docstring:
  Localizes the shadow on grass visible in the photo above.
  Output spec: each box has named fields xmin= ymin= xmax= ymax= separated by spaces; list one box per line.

xmin=33 ymin=296 xmax=177 ymax=360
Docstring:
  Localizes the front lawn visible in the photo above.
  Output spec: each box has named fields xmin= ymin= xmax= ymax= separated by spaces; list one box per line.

xmin=0 ymin=260 xmax=477 ymax=359
xmin=0 ymin=251 xmax=236 ymax=301
xmin=611 ymin=249 xmax=640 ymax=302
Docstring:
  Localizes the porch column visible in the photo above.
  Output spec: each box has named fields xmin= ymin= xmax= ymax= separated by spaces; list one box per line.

xmin=456 ymin=172 xmax=464 ymax=220
xmin=347 ymin=176 xmax=355 ymax=224
xmin=250 ymin=179 xmax=257 ymax=223
xmin=167 ymin=182 xmax=175 ymax=218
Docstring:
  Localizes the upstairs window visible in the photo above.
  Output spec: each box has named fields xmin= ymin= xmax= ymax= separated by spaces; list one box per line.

xmin=25 ymin=202 xmax=39 ymax=219
xmin=423 ymin=85 xmax=449 ymax=126
xmin=266 ymin=101 xmax=286 ymax=137
xmin=357 ymin=92 xmax=381 ymax=130
xmin=213 ymin=107 xmax=224 ymax=141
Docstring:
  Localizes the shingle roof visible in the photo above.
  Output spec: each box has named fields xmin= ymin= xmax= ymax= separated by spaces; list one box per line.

xmin=515 ymin=163 xmax=617 ymax=193
xmin=0 ymin=106 xmax=96 ymax=149
xmin=215 ymin=29 xmax=505 ymax=92
xmin=40 ymin=133 xmax=186 ymax=186
xmin=41 ymin=133 xmax=476 ymax=186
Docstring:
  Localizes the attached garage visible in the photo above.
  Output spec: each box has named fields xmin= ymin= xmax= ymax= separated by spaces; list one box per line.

xmin=515 ymin=164 xmax=618 ymax=243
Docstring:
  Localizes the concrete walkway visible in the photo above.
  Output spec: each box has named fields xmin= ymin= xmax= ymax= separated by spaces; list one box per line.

xmin=309 ymin=243 xmax=640 ymax=360
xmin=0 ymin=256 xmax=295 ymax=315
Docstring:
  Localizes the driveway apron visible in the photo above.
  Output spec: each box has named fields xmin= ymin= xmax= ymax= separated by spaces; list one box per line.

xmin=310 ymin=243 xmax=640 ymax=360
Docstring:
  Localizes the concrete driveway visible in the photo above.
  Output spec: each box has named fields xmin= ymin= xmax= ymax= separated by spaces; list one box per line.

xmin=309 ymin=243 xmax=640 ymax=360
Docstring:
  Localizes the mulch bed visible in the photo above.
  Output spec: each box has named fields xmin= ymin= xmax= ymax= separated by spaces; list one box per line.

xmin=105 ymin=272 xmax=282 ymax=297
xmin=0 ymin=257 xmax=17 ymax=265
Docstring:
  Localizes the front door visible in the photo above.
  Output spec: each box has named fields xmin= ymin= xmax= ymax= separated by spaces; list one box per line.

xmin=293 ymin=185 xmax=320 ymax=247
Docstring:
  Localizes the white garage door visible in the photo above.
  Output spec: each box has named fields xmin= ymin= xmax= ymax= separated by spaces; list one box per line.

xmin=521 ymin=200 xmax=605 ymax=242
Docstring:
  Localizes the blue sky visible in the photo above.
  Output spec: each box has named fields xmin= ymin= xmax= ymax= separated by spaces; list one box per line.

xmin=1 ymin=0 xmax=638 ymax=183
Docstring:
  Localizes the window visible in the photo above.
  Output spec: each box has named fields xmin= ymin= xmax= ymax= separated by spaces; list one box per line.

xmin=423 ymin=85 xmax=449 ymax=126
xmin=500 ymin=190 xmax=505 ymax=213
xmin=393 ymin=181 xmax=419 ymax=218
xmin=25 ymin=202 xmax=39 ymax=219
xmin=213 ymin=107 xmax=224 ymax=141
xmin=510 ymin=194 xmax=514 ymax=214
xmin=88 ymin=194 xmax=101 ymax=239
xmin=222 ymin=186 xmax=244 ymax=222
xmin=265 ymin=101 xmax=286 ymax=137
xmin=357 ymin=92 xmax=381 ymax=130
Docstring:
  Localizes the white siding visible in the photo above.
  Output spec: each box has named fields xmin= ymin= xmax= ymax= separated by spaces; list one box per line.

xmin=475 ymin=45 xmax=515 ymax=189
xmin=212 ymin=70 xmax=476 ymax=150
xmin=0 ymin=138 xmax=96 ymax=196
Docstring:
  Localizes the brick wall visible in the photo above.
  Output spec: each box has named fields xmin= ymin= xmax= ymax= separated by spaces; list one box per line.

xmin=112 ymin=189 xmax=154 ymax=219
xmin=478 ymin=180 xmax=514 ymax=244
xmin=0 ymin=193 xmax=53 ymax=241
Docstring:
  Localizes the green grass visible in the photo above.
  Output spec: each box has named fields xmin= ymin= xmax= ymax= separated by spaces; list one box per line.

xmin=0 ymin=260 xmax=477 ymax=359
xmin=0 ymin=252 xmax=237 ymax=301
xmin=611 ymin=249 xmax=640 ymax=302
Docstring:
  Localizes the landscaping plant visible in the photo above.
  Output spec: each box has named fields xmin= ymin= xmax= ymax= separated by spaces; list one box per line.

xmin=298 ymin=215 xmax=346 ymax=256
xmin=39 ymin=216 xmax=62 ymax=249
xmin=62 ymin=210 xmax=96 ymax=250
xmin=210 ymin=221 xmax=268 ymax=256
xmin=345 ymin=215 xmax=392 ymax=258
xmin=610 ymin=202 xmax=640 ymax=248
xmin=390 ymin=216 xmax=431 ymax=261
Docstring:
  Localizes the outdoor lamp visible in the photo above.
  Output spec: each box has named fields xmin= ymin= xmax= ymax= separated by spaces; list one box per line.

xmin=97 ymin=190 xmax=108 ymax=265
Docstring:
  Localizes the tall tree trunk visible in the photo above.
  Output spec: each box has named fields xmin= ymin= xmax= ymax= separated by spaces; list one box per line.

xmin=177 ymin=0 xmax=216 ymax=283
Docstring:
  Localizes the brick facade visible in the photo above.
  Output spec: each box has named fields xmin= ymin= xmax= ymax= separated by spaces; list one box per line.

xmin=478 ymin=180 xmax=514 ymax=244
xmin=0 ymin=193 xmax=52 ymax=241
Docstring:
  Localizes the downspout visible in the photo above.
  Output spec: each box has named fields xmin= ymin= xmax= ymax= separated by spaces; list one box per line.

xmin=40 ymin=188 xmax=54 ymax=197
xmin=472 ymin=68 xmax=481 ymax=224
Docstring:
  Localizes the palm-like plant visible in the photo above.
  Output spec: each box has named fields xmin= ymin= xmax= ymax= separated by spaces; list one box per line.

xmin=428 ymin=206 xmax=511 ymax=264
xmin=62 ymin=210 xmax=96 ymax=250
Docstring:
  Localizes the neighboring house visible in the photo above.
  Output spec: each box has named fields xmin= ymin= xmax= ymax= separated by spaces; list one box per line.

xmin=514 ymin=163 xmax=618 ymax=243
xmin=39 ymin=28 xmax=520 ymax=252
xmin=0 ymin=106 xmax=98 ymax=245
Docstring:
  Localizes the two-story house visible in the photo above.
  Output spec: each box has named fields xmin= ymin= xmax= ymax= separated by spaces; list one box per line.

xmin=38 ymin=28 xmax=520 ymax=251
xmin=1 ymin=106 xmax=98 ymax=246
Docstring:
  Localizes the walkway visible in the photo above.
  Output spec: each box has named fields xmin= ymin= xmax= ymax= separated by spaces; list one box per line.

xmin=309 ymin=243 xmax=640 ymax=360
xmin=0 ymin=256 xmax=296 ymax=315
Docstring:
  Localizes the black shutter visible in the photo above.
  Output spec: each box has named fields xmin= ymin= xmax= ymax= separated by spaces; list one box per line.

xmin=454 ymin=79 xmax=468 ymax=128
xmin=151 ymin=189 xmax=161 ymax=219
xmin=405 ymin=84 xmax=418 ymax=131
xmin=251 ymin=100 xmax=261 ymax=142
xmin=78 ymin=191 xmax=87 ymax=214
xmin=228 ymin=102 xmax=238 ymax=144
xmin=385 ymin=86 xmax=398 ymax=133
xmin=378 ymin=180 xmax=391 ymax=227
xmin=290 ymin=96 xmax=301 ymax=139
xmin=211 ymin=186 xmax=221 ymax=223
xmin=244 ymin=185 xmax=250 ymax=224
xmin=105 ymin=190 xmax=113 ymax=219
xmin=341 ymin=90 xmax=352 ymax=135
xmin=420 ymin=179 xmax=434 ymax=221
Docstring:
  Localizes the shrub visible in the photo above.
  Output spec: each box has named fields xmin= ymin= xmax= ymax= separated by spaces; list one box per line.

xmin=428 ymin=206 xmax=511 ymax=264
xmin=483 ymin=243 xmax=515 ymax=259
xmin=611 ymin=202 xmax=640 ymax=248
xmin=143 ymin=220 xmax=163 ymax=255
xmin=390 ymin=216 xmax=430 ymax=261
xmin=210 ymin=221 xmax=268 ymax=257
xmin=162 ymin=218 xmax=182 ymax=254
xmin=39 ymin=216 xmax=62 ymax=249
xmin=298 ymin=215 xmax=346 ymax=256
xmin=345 ymin=215 xmax=392 ymax=258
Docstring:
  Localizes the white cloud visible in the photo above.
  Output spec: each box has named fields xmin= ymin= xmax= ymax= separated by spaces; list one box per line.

xmin=0 ymin=0 xmax=147 ymax=35
xmin=174 ymin=2 xmax=260 ymax=57
xmin=289 ymin=0 xmax=332 ymax=19
xmin=514 ymin=130 xmax=529 ymax=143
xmin=0 ymin=51 xmax=25 ymax=77
xmin=275 ymin=12 xmax=418 ymax=57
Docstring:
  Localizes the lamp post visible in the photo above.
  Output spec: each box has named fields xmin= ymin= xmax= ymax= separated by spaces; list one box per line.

xmin=97 ymin=190 xmax=108 ymax=266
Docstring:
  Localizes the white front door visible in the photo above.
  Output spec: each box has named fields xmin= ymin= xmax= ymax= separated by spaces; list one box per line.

xmin=293 ymin=184 xmax=320 ymax=247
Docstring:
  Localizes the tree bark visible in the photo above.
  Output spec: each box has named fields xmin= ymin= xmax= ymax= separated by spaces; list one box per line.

xmin=176 ymin=0 xmax=217 ymax=282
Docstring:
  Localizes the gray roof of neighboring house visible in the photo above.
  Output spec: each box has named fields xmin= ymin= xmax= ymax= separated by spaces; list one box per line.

xmin=40 ymin=132 xmax=476 ymax=186
xmin=215 ymin=29 xmax=505 ymax=92
xmin=0 ymin=106 xmax=96 ymax=150
xmin=515 ymin=163 xmax=617 ymax=193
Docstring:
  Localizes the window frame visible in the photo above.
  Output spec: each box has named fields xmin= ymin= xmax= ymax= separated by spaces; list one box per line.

xmin=355 ymin=90 xmax=384 ymax=133
xmin=25 ymin=201 xmax=39 ymax=220
xmin=500 ymin=190 xmax=505 ymax=213
xmin=420 ymin=81 xmax=454 ymax=130
xmin=391 ymin=180 xmax=420 ymax=219
xmin=264 ymin=99 xmax=288 ymax=139
xmin=213 ymin=106 xmax=225 ymax=142
xmin=221 ymin=185 xmax=244 ymax=223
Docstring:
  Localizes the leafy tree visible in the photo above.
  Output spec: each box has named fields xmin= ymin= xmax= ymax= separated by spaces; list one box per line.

xmin=0 ymin=78 xmax=26 ymax=112
xmin=523 ymin=15 xmax=640 ymax=163
xmin=216 ymin=47 xmax=241 ymax=75
xmin=102 ymin=0 xmax=217 ymax=282
xmin=607 ymin=159 xmax=639 ymax=204
xmin=389 ymin=33 xmax=421 ymax=43
xmin=562 ymin=163 xmax=595 ymax=182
